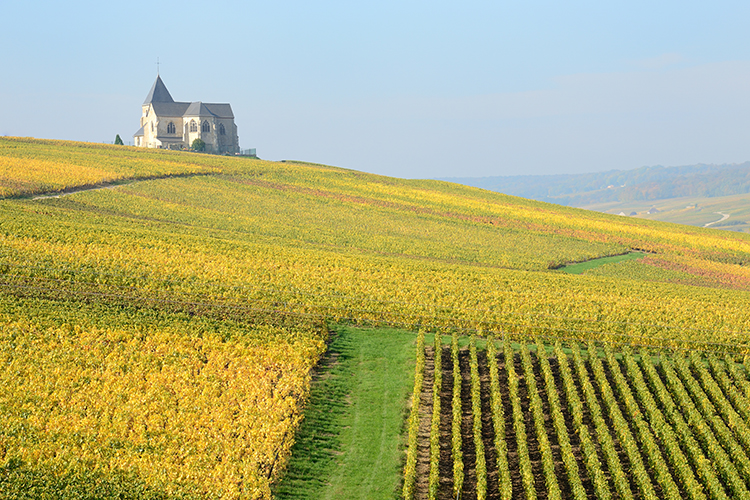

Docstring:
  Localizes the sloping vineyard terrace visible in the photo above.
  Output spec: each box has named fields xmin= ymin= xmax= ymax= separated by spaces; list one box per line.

xmin=2 ymin=139 xmax=750 ymax=497
xmin=403 ymin=336 xmax=750 ymax=499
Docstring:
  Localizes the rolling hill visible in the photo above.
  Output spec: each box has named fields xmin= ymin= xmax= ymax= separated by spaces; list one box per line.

xmin=442 ymin=162 xmax=750 ymax=205
xmin=2 ymin=137 xmax=750 ymax=498
xmin=443 ymin=162 xmax=750 ymax=232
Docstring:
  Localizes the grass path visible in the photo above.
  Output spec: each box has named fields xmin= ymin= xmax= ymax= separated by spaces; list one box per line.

xmin=558 ymin=251 xmax=645 ymax=274
xmin=273 ymin=325 xmax=417 ymax=500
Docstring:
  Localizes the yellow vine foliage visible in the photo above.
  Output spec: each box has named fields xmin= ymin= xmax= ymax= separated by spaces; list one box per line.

xmin=0 ymin=137 xmax=219 ymax=197
xmin=2 ymin=138 xmax=750 ymax=496
xmin=0 ymin=314 xmax=322 ymax=498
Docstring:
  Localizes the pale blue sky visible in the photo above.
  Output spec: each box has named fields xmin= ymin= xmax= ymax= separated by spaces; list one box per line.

xmin=3 ymin=1 xmax=750 ymax=178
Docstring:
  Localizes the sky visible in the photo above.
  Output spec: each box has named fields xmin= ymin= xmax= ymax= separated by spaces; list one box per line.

xmin=3 ymin=1 xmax=750 ymax=179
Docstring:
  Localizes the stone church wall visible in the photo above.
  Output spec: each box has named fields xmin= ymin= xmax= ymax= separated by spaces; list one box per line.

xmin=135 ymin=78 xmax=240 ymax=154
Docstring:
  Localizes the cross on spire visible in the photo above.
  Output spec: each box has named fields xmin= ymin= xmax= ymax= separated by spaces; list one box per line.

xmin=156 ymin=57 xmax=160 ymax=76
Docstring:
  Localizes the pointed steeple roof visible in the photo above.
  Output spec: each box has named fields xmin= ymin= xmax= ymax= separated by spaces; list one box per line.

xmin=143 ymin=75 xmax=174 ymax=104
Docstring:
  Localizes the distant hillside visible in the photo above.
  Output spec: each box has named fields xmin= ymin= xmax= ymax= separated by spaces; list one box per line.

xmin=442 ymin=162 xmax=750 ymax=206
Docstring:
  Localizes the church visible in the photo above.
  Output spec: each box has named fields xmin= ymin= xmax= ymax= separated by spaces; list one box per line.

xmin=134 ymin=76 xmax=239 ymax=154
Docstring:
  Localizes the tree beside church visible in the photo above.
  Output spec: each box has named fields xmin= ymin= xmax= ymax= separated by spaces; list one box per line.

xmin=133 ymin=76 xmax=239 ymax=154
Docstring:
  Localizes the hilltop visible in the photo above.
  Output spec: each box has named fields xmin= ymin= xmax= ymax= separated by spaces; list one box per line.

xmin=2 ymin=137 xmax=750 ymax=345
xmin=2 ymin=137 xmax=750 ymax=498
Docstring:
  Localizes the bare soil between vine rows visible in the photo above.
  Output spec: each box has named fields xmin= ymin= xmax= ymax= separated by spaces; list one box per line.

xmin=413 ymin=344 xmax=631 ymax=499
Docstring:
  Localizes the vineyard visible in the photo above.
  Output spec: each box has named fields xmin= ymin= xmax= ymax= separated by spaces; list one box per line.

xmin=2 ymin=138 xmax=750 ymax=497
xmin=0 ymin=138 xmax=220 ymax=198
xmin=403 ymin=333 xmax=750 ymax=500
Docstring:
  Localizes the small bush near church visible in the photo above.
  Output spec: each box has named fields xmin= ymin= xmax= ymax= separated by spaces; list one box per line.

xmin=192 ymin=138 xmax=206 ymax=151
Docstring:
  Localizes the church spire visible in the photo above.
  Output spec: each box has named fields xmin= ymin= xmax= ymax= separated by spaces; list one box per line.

xmin=143 ymin=75 xmax=174 ymax=105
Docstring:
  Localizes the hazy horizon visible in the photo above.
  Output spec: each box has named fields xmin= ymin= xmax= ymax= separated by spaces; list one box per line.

xmin=3 ymin=1 xmax=750 ymax=179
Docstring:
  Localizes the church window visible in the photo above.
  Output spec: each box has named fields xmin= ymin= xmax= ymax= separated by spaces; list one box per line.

xmin=219 ymin=123 xmax=226 ymax=135
xmin=201 ymin=121 xmax=210 ymax=133
xmin=167 ymin=122 xmax=176 ymax=134
xmin=190 ymin=120 xmax=197 ymax=132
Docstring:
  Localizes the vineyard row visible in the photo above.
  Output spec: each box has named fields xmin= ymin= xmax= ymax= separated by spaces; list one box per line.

xmin=1 ymin=271 xmax=747 ymax=354
xmin=403 ymin=334 xmax=750 ymax=500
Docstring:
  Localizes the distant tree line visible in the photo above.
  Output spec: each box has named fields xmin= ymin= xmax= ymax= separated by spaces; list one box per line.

xmin=443 ymin=163 xmax=750 ymax=206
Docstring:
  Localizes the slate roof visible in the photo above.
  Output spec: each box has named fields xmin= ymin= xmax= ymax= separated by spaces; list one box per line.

xmin=185 ymin=102 xmax=216 ymax=117
xmin=204 ymin=103 xmax=234 ymax=118
xmin=151 ymin=101 xmax=191 ymax=117
xmin=184 ymin=102 xmax=234 ymax=119
xmin=133 ymin=125 xmax=144 ymax=137
xmin=143 ymin=76 xmax=174 ymax=104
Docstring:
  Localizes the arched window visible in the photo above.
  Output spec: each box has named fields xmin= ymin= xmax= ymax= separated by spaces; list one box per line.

xmin=190 ymin=120 xmax=197 ymax=132
xmin=219 ymin=123 xmax=226 ymax=136
xmin=167 ymin=122 xmax=175 ymax=134
xmin=201 ymin=121 xmax=210 ymax=133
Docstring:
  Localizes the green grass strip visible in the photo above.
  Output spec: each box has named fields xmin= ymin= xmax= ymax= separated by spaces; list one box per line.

xmin=558 ymin=252 xmax=645 ymax=274
xmin=273 ymin=325 xmax=417 ymax=500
